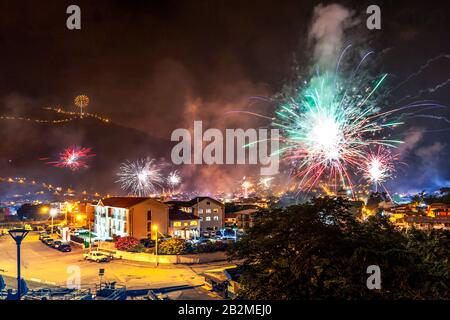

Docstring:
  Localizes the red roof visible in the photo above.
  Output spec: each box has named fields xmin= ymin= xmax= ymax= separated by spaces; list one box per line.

xmin=99 ymin=197 xmax=152 ymax=208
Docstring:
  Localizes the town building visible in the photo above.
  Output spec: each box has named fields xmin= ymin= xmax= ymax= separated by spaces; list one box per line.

xmin=165 ymin=197 xmax=225 ymax=233
xmin=225 ymin=208 xmax=259 ymax=230
xmin=403 ymin=215 xmax=450 ymax=229
xmin=427 ymin=203 xmax=449 ymax=217
xmin=94 ymin=197 xmax=169 ymax=240
xmin=168 ymin=209 xmax=200 ymax=239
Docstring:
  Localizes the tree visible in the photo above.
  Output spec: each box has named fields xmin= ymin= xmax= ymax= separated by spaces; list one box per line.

xmin=228 ymin=197 xmax=450 ymax=299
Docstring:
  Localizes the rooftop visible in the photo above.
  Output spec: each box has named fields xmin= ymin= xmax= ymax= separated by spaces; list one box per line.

xmin=98 ymin=197 xmax=152 ymax=208
xmin=169 ymin=209 xmax=200 ymax=221
xmin=165 ymin=196 xmax=223 ymax=208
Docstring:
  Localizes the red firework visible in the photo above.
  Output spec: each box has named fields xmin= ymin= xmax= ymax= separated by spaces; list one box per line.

xmin=45 ymin=146 xmax=95 ymax=170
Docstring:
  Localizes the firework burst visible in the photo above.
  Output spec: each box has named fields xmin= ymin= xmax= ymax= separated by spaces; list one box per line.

xmin=167 ymin=170 xmax=182 ymax=189
xmin=116 ymin=158 xmax=164 ymax=196
xmin=44 ymin=146 xmax=95 ymax=170
xmin=241 ymin=178 xmax=253 ymax=198
xmin=259 ymin=176 xmax=274 ymax=190
xmin=362 ymin=147 xmax=397 ymax=192
xmin=273 ymin=68 xmax=403 ymax=193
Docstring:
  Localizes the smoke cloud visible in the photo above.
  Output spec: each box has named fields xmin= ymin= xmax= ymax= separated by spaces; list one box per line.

xmin=308 ymin=3 xmax=359 ymax=68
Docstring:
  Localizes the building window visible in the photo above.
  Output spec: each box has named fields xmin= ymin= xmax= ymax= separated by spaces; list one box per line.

xmin=147 ymin=210 xmax=152 ymax=221
xmin=199 ymin=217 xmax=203 ymax=221
xmin=213 ymin=216 xmax=219 ymax=221
xmin=184 ymin=222 xmax=188 ymax=227
xmin=206 ymin=201 xmax=210 ymax=205
xmin=213 ymin=209 xmax=218 ymax=213
xmin=198 ymin=209 xmax=203 ymax=214
xmin=173 ymin=221 xmax=181 ymax=227
xmin=206 ymin=209 xmax=211 ymax=213
xmin=190 ymin=221 xmax=198 ymax=226
xmin=147 ymin=222 xmax=152 ymax=232
xmin=205 ymin=216 xmax=211 ymax=221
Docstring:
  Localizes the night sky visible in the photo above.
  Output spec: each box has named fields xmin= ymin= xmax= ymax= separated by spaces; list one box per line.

xmin=0 ymin=0 xmax=449 ymax=195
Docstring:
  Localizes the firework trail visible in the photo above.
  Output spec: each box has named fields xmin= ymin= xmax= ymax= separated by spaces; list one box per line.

xmin=116 ymin=158 xmax=164 ymax=196
xmin=44 ymin=146 xmax=95 ymax=170
xmin=392 ymin=54 xmax=450 ymax=92
xmin=396 ymin=77 xmax=450 ymax=104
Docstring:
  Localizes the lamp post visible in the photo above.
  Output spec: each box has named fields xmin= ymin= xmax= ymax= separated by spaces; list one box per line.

xmin=88 ymin=219 xmax=92 ymax=252
xmin=50 ymin=208 xmax=58 ymax=234
xmin=152 ymin=225 xmax=159 ymax=267
xmin=8 ymin=229 xmax=29 ymax=300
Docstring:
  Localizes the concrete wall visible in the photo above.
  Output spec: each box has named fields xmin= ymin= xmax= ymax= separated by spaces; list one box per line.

xmin=96 ymin=243 xmax=227 ymax=264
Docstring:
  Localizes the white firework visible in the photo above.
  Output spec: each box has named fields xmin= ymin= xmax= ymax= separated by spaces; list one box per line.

xmin=167 ymin=170 xmax=182 ymax=188
xmin=259 ymin=176 xmax=274 ymax=190
xmin=116 ymin=158 xmax=164 ymax=196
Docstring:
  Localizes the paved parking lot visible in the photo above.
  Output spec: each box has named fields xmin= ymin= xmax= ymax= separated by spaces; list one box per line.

xmin=0 ymin=232 xmax=231 ymax=299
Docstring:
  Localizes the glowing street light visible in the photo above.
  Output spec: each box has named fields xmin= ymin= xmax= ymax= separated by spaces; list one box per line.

xmin=8 ymin=228 xmax=29 ymax=300
xmin=50 ymin=208 xmax=58 ymax=234
xmin=152 ymin=225 xmax=159 ymax=267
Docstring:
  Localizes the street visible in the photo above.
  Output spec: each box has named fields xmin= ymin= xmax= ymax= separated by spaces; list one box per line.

xmin=0 ymin=232 xmax=231 ymax=299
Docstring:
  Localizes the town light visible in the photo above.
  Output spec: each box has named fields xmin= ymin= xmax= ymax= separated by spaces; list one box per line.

xmin=8 ymin=229 xmax=29 ymax=244
xmin=153 ymin=225 xmax=159 ymax=267
xmin=40 ymin=206 xmax=49 ymax=214
xmin=49 ymin=208 xmax=58 ymax=217
xmin=50 ymin=208 xmax=58 ymax=234
xmin=8 ymin=229 xmax=29 ymax=300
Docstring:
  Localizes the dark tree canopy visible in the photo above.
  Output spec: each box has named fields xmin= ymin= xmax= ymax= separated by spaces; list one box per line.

xmin=228 ymin=198 xmax=450 ymax=299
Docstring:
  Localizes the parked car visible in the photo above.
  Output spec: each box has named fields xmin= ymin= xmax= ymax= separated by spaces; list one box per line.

xmin=189 ymin=237 xmax=211 ymax=244
xmin=39 ymin=232 xmax=50 ymax=241
xmin=83 ymin=251 xmax=111 ymax=263
xmin=57 ymin=244 xmax=72 ymax=252
xmin=40 ymin=235 xmax=51 ymax=243
xmin=43 ymin=238 xmax=54 ymax=246
xmin=52 ymin=240 xmax=63 ymax=249
xmin=73 ymin=228 xmax=89 ymax=236
xmin=140 ymin=239 xmax=156 ymax=248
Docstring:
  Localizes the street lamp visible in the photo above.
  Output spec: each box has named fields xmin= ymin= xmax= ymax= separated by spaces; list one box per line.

xmin=50 ymin=208 xmax=58 ymax=234
xmin=152 ymin=225 xmax=159 ymax=267
xmin=8 ymin=228 xmax=29 ymax=300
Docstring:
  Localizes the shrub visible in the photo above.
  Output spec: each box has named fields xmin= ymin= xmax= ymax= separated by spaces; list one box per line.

xmin=115 ymin=236 xmax=140 ymax=251
xmin=158 ymin=238 xmax=190 ymax=255
xmin=196 ymin=242 xmax=214 ymax=253
xmin=127 ymin=243 xmax=145 ymax=253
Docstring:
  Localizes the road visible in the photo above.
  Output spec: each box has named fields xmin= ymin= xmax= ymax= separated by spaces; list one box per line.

xmin=0 ymin=232 xmax=233 ymax=299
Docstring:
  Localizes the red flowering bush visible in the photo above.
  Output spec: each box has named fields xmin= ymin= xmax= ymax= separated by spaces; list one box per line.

xmin=115 ymin=236 xmax=140 ymax=251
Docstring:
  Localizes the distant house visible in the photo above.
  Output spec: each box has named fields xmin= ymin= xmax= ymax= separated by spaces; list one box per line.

xmin=428 ymin=203 xmax=449 ymax=217
xmin=94 ymin=197 xmax=169 ymax=240
xmin=225 ymin=208 xmax=259 ymax=230
xmin=165 ymin=197 xmax=225 ymax=233
xmin=404 ymin=215 xmax=450 ymax=229
xmin=168 ymin=209 xmax=200 ymax=239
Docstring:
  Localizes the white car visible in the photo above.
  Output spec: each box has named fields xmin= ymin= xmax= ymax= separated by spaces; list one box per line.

xmin=83 ymin=251 xmax=111 ymax=263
